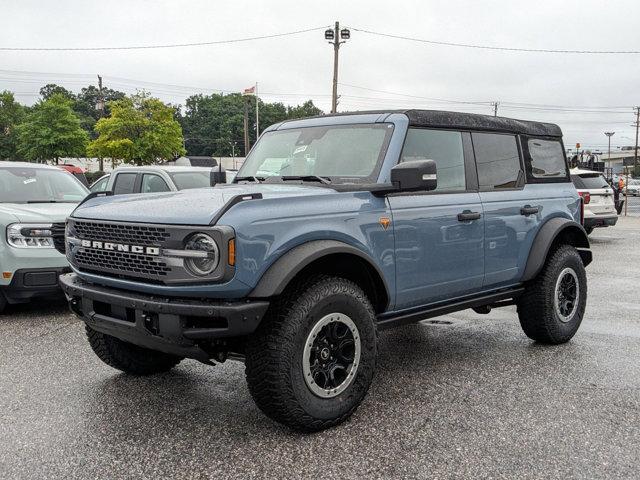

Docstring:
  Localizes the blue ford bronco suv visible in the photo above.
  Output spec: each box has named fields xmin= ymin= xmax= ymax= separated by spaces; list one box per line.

xmin=59 ymin=110 xmax=591 ymax=431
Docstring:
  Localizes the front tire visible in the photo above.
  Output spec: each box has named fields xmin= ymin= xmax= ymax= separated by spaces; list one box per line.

xmin=245 ymin=276 xmax=377 ymax=432
xmin=517 ymin=245 xmax=587 ymax=344
xmin=0 ymin=293 xmax=6 ymax=314
xmin=85 ymin=326 xmax=182 ymax=375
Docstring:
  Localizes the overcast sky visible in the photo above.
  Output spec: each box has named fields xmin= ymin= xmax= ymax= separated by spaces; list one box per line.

xmin=1 ymin=0 xmax=639 ymax=151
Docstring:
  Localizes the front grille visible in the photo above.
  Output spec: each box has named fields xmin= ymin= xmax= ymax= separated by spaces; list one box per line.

xmin=51 ymin=222 xmax=66 ymax=254
xmin=72 ymin=221 xmax=170 ymax=245
xmin=68 ymin=219 xmax=173 ymax=282
xmin=75 ymin=248 xmax=171 ymax=277
xmin=66 ymin=219 xmax=232 ymax=285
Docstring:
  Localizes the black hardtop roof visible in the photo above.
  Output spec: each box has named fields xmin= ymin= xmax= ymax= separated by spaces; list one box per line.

xmin=309 ymin=109 xmax=562 ymax=137
xmin=404 ymin=110 xmax=562 ymax=137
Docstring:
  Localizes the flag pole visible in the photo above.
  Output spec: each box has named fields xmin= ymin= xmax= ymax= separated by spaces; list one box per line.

xmin=255 ymin=82 xmax=260 ymax=138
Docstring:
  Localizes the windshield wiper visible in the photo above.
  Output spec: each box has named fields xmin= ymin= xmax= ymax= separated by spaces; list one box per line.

xmin=26 ymin=200 xmax=64 ymax=203
xmin=234 ymin=176 xmax=265 ymax=183
xmin=279 ymin=175 xmax=332 ymax=185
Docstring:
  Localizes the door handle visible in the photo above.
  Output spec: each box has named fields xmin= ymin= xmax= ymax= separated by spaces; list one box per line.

xmin=457 ymin=210 xmax=481 ymax=222
xmin=520 ymin=205 xmax=539 ymax=216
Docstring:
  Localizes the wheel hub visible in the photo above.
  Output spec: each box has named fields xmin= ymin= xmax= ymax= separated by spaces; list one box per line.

xmin=554 ymin=267 xmax=579 ymax=323
xmin=302 ymin=313 xmax=361 ymax=398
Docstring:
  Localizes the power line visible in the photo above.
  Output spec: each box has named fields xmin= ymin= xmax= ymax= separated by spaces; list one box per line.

xmin=339 ymin=82 xmax=635 ymax=113
xmin=338 ymin=82 xmax=491 ymax=105
xmin=349 ymin=27 xmax=640 ymax=54
xmin=0 ymin=26 xmax=328 ymax=51
xmin=1 ymin=68 xmax=636 ymax=123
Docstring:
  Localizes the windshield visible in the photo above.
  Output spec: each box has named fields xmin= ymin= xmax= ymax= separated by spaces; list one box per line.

xmin=0 ymin=166 xmax=89 ymax=203
xmin=571 ymin=174 xmax=609 ymax=189
xmin=237 ymin=123 xmax=394 ymax=183
xmin=169 ymin=171 xmax=211 ymax=190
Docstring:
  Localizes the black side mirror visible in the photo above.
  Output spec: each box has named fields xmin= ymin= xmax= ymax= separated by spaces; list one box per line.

xmin=390 ymin=159 xmax=437 ymax=192
xmin=211 ymin=168 xmax=227 ymax=185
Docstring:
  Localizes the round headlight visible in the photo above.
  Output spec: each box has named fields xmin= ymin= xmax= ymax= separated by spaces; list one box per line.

xmin=184 ymin=233 xmax=219 ymax=276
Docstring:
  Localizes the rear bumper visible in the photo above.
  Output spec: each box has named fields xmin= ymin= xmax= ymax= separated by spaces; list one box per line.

xmin=584 ymin=215 xmax=618 ymax=229
xmin=1 ymin=267 xmax=70 ymax=304
xmin=59 ymin=273 xmax=269 ymax=361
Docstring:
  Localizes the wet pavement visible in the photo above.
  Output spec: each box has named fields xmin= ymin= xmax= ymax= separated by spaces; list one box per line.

xmin=1 ymin=217 xmax=639 ymax=479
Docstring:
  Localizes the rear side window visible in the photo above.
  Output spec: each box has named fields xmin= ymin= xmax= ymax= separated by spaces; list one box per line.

xmin=525 ymin=138 xmax=569 ymax=181
xmin=112 ymin=173 xmax=137 ymax=195
xmin=170 ymin=171 xmax=212 ymax=190
xmin=571 ymin=174 xmax=609 ymax=189
xmin=141 ymin=174 xmax=170 ymax=193
xmin=472 ymin=133 xmax=522 ymax=190
xmin=400 ymin=128 xmax=466 ymax=191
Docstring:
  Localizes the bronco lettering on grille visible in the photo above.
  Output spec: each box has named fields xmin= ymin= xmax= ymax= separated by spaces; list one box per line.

xmin=80 ymin=239 xmax=160 ymax=256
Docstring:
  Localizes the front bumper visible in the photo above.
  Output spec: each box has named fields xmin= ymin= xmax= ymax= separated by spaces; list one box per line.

xmin=59 ymin=273 xmax=269 ymax=361
xmin=584 ymin=215 xmax=618 ymax=229
xmin=1 ymin=267 xmax=71 ymax=304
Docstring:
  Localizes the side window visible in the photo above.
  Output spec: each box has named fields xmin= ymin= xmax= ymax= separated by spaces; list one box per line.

xmin=112 ymin=173 xmax=137 ymax=195
xmin=141 ymin=174 xmax=170 ymax=193
xmin=90 ymin=176 xmax=109 ymax=192
xmin=525 ymin=138 xmax=568 ymax=180
xmin=472 ymin=133 xmax=522 ymax=189
xmin=400 ymin=128 xmax=466 ymax=191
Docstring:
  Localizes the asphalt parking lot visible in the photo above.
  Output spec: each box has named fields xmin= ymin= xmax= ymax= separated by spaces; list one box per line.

xmin=2 ymin=218 xmax=640 ymax=479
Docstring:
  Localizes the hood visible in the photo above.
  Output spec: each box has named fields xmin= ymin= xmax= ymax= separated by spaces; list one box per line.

xmin=72 ymin=183 xmax=336 ymax=225
xmin=0 ymin=202 xmax=78 ymax=224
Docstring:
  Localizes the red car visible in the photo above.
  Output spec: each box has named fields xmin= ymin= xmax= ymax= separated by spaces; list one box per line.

xmin=57 ymin=164 xmax=89 ymax=186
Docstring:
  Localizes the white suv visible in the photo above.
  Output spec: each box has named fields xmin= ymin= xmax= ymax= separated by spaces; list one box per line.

xmin=0 ymin=162 xmax=89 ymax=313
xmin=570 ymin=168 xmax=617 ymax=234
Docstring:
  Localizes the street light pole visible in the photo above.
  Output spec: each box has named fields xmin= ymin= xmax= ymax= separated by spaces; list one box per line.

xmin=605 ymin=132 xmax=615 ymax=175
xmin=96 ymin=75 xmax=105 ymax=172
xmin=325 ymin=22 xmax=350 ymax=114
xmin=633 ymin=106 xmax=640 ymax=174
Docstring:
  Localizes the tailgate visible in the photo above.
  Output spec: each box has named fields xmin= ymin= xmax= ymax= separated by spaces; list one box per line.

xmin=588 ymin=188 xmax=616 ymax=215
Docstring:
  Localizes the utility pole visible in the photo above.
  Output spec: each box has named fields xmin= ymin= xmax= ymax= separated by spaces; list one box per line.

xmin=325 ymin=22 xmax=350 ymax=114
xmin=96 ymin=75 xmax=105 ymax=172
xmin=634 ymin=106 xmax=640 ymax=173
xmin=229 ymin=141 xmax=237 ymax=169
xmin=492 ymin=101 xmax=499 ymax=117
xmin=605 ymin=132 xmax=615 ymax=173
xmin=243 ymin=97 xmax=250 ymax=156
xmin=255 ymin=82 xmax=259 ymax=138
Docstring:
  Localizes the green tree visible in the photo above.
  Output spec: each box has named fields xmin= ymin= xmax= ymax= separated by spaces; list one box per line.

xmin=39 ymin=83 xmax=75 ymax=101
xmin=37 ymin=83 xmax=127 ymax=139
xmin=286 ymin=100 xmax=323 ymax=119
xmin=0 ymin=90 xmax=26 ymax=160
xmin=16 ymin=93 xmax=88 ymax=164
xmin=179 ymin=94 xmax=323 ymax=157
xmin=87 ymin=95 xmax=185 ymax=165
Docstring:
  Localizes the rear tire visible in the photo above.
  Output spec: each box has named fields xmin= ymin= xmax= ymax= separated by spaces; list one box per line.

xmin=85 ymin=326 xmax=182 ymax=375
xmin=517 ymin=245 xmax=587 ymax=344
xmin=245 ymin=275 xmax=377 ymax=432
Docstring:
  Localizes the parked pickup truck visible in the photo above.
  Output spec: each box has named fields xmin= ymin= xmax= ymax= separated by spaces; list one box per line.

xmin=59 ymin=110 xmax=592 ymax=431
xmin=89 ymin=165 xmax=225 ymax=194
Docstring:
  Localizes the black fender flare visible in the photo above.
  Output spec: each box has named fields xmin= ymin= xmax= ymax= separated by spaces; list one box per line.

xmin=521 ymin=218 xmax=591 ymax=282
xmin=249 ymin=240 xmax=390 ymax=303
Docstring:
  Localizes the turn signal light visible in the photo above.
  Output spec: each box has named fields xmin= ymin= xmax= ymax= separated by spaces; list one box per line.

xmin=228 ymin=238 xmax=236 ymax=266
xmin=2 ymin=272 xmax=12 ymax=279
